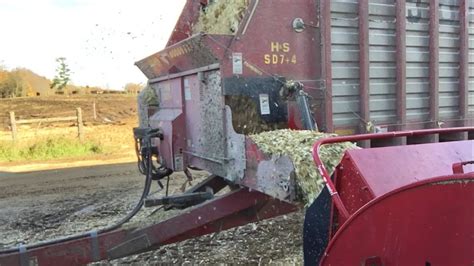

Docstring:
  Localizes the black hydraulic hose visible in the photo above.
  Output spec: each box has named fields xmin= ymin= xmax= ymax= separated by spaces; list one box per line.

xmin=0 ymin=134 xmax=155 ymax=256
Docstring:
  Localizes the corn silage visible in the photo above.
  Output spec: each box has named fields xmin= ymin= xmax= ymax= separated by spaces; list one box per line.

xmin=250 ymin=129 xmax=357 ymax=205
xmin=193 ymin=0 xmax=249 ymax=35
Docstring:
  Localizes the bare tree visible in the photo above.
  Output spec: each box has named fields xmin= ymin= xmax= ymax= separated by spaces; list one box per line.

xmin=124 ymin=83 xmax=143 ymax=95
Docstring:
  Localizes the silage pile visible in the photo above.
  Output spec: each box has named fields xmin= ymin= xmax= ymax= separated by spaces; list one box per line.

xmin=226 ymin=96 xmax=286 ymax=135
xmin=193 ymin=0 xmax=249 ymax=34
xmin=250 ymin=129 xmax=357 ymax=205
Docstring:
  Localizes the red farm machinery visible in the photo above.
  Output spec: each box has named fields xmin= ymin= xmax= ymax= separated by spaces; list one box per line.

xmin=1 ymin=0 xmax=473 ymax=265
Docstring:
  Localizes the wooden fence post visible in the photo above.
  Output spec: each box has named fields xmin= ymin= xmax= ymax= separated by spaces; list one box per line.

xmin=9 ymin=111 xmax=17 ymax=141
xmin=93 ymin=101 xmax=97 ymax=120
xmin=76 ymin=108 xmax=84 ymax=141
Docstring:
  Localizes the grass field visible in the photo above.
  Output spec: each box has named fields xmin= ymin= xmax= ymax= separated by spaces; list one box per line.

xmin=0 ymin=95 xmax=138 ymax=165
xmin=0 ymin=138 xmax=102 ymax=162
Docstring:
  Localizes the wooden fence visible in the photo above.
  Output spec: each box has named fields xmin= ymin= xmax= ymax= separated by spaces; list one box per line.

xmin=9 ymin=108 xmax=84 ymax=141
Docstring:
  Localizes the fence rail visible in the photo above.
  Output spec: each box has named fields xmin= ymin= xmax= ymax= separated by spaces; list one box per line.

xmin=9 ymin=108 xmax=84 ymax=141
xmin=16 ymin=116 xmax=78 ymax=125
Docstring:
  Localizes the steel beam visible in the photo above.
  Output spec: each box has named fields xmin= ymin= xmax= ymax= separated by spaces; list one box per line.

xmin=358 ymin=0 xmax=370 ymax=147
xmin=429 ymin=1 xmax=440 ymax=125
xmin=321 ymin=0 xmax=333 ymax=132
xmin=389 ymin=0 xmax=409 ymax=146
xmin=459 ymin=0 xmax=469 ymax=128
xmin=396 ymin=0 xmax=407 ymax=131
xmin=162 ymin=196 xmax=296 ymax=245
xmin=148 ymin=63 xmax=220 ymax=84
xmin=428 ymin=0 xmax=440 ymax=142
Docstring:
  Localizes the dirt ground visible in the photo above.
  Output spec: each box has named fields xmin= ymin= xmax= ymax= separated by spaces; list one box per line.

xmin=0 ymin=163 xmax=304 ymax=265
xmin=0 ymin=95 xmax=305 ymax=265
xmin=0 ymin=94 xmax=138 ymax=129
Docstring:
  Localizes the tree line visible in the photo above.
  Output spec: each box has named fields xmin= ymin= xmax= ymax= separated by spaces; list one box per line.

xmin=0 ymin=68 xmax=38 ymax=98
xmin=0 ymin=58 xmax=144 ymax=98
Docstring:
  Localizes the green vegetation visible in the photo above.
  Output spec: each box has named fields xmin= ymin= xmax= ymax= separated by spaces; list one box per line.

xmin=0 ymin=67 xmax=25 ymax=98
xmin=0 ymin=138 xmax=103 ymax=162
xmin=0 ymin=67 xmax=52 ymax=98
xmin=50 ymin=57 xmax=71 ymax=93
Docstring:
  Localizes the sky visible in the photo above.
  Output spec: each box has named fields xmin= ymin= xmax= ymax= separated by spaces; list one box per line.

xmin=0 ymin=0 xmax=186 ymax=89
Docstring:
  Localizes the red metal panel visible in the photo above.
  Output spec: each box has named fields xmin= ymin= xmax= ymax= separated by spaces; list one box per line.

xmin=335 ymin=155 xmax=375 ymax=217
xmin=321 ymin=174 xmax=474 ymax=265
xmin=459 ymin=0 xmax=469 ymax=127
xmin=312 ymin=127 xmax=474 ymax=219
xmin=149 ymin=78 xmax=187 ymax=171
xmin=219 ymin=0 xmax=320 ymax=80
xmin=334 ymin=136 xmax=474 ymax=221
xmin=429 ymin=0 xmax=440 ymax=128
xmin=183 ymin=74 xmax=205 ymax=169
xmin=321 ymin=0 xmax=333 ymax=132
xmin=396 ymin=0 xmax=407 ymax=130
xmin=359 ymin=0 xmax=370 ymax=136
xmin=344 ymin=140 xmax=474 ymax=196
xmin=136 ymin=35 xmax=232 ymax=80
xmin=166 ymin=0 xmax=201 ymax=46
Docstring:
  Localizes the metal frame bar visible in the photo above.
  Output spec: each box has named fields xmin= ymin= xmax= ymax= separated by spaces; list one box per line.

xmin=241 ymin=0 xmax=259 ymax=35
xmin=452 ymin=161 xmax=474 ymax=174
xmin=148 ymin=63 xmax=220 ymax=84
xmin=396 ymin=0 xmax=407 ymax=130
xmin=359 ymin=0 xmax=370 ymax=136
xmin=312 ymin=127 xmax=474 ymax=220
xmin=429 ymin=0 xmax=440 ymax=128
xmin=321 ymin=0 xmax=333 ymax=132
xmin=459 ymin=0 xmax=469 ymax=127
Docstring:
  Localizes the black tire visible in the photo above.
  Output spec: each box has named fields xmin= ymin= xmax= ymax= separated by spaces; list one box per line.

xmin=303 ymin=187 xmax=331 ymax=266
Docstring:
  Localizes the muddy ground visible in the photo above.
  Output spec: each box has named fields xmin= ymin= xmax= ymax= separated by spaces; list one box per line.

xmin=0 ymin=163 xmax=304 ymax=265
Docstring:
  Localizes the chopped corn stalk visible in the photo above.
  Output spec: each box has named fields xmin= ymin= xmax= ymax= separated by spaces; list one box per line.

xmin=193 ymin=0 xmax=249 ymax=35
xmin=250 ymin=129 xmax=357 ymax=205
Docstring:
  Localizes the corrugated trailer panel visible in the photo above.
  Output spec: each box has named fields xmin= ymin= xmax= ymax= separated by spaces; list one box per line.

xmin=331 ymin=0 xmax=361 ymax=128
xmin=405 ymin=0 xmax=431 ymax=124
xmin=369 ymin=1 xmax=397 ymax=125
xmin=438 ymin=0 xmax=461 ymax=120
xmin=329 ymin=0 xmax=473 ymax=131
